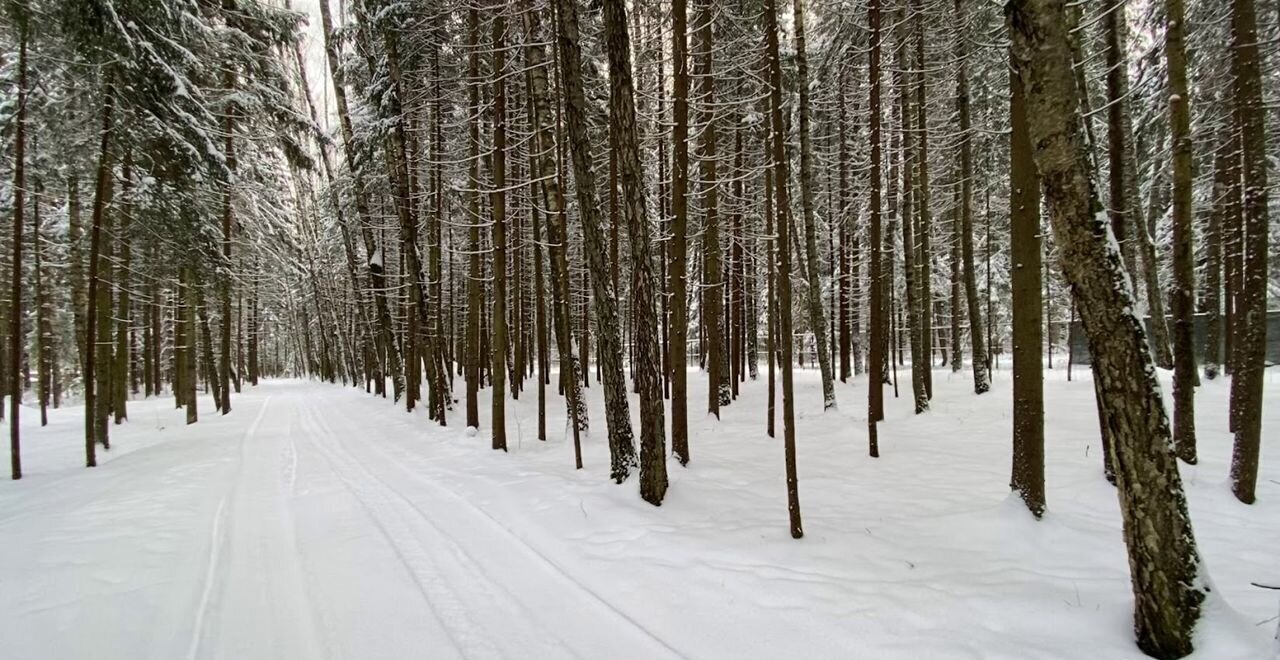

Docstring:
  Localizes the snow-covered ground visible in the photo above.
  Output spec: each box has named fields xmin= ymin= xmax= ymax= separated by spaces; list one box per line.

xmin=1 ymin=365 xmax=1276 ymax=659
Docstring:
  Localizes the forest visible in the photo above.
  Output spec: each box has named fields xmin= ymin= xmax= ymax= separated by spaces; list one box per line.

xmin=0 ymin=0 xmax=1276 ymax=658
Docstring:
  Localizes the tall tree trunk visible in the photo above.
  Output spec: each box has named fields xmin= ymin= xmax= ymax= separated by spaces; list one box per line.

xmin=1165 ymin=0 xmax=1197 ymax=463
xmin=317 ymin=0 xmax=401 ymax=399
xmin=1008 ymin=3 xmax=1206 ymax=655
xmin=1228 ymin=0 xmax=1269 ymax=505
xmin=695 ymin=0 xmax=726 ymax=416
xmin=913 ymin=0 xmax=933 ymax=398
xmin=114 ymin=152 xmax=132 ymax=424
xmin=867 ymin=0 xmax=886 ymax=442
xmin=764 ymin=0 xmax=803 ymax=538
xmin=220 ymin=85 xmax=234 ymax=415
xmin=69 ymin=176 xmax=86 ymax=385
xmin=9 ymin=21 xmax=27 ymax=479
xmin=602 ymin=0 xmax=669 ymax=505
xmin=551 ymin=0 xmax=639 ymax=482
xmin=522 ymin=0 xmax=586 ymax=467
xmin=34 ymin=176 xmax=51 ymax=427
xmin=490 ymin=2 xmax=509 ymax=451
xmin=669 ymin=0 xmax=691 ymax=464
xmin=466 ymin=7 xmax=484 ymax=429
xmin=1009 ymin=54 xmax=1044 ymax=518
xmin=956 ymin=0 xmax=989 ymax=394
xmin=1201 ymin=117 xmax=1230 ymax=381
xmin=792 ymin=0 xmax=836 ymax=411
xmin=896 ymin=8 xmax=927 ymax=414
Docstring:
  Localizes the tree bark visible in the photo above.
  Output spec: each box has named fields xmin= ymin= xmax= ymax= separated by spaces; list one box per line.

xmin=867 ymin=0 xmax=885 ymax=441
xmin=791 ymin=0 xmax=836 ymax=411
xmin=602 ymin=0 xmax=669 ymax=504
xmin=765 ymin=0 xmax=803 ymax=538
xmin=1228 ymin=0 xmax=1269 ymax=505
xmin=1007 ymin=2 xmax=1206 ymax=655
xmin=490 ymin=2 xmax=509 ymax=451
xmin=956 ymin=0 xmax=989 ymax=394
xmin=669 ymin=0 xmax=692 ymax=464
xmin=552 ymin=0 xmax=640 ymax=482
xmin=1165 ymin=0 xmax=1196 ymax=463
xmin=9 ymin=21 xmax=27 ymax=478
xmin=1009 ymin=53 xmax=1044 ymax=518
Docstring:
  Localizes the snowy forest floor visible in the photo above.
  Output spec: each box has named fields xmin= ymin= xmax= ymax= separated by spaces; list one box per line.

xmin=1 ymin=365 xmax=1277 ymax=659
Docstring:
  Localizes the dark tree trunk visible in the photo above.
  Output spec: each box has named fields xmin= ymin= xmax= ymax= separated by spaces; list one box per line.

xmin=1009 ymin=54 xmax=1044 ymax=518
xmin=551 ymin=0 xmax=640 ymax=482
xmin=1165 ymin=0 xmax=1196 ymax=463
xmin=1228 ymin=0 xmax=1269 ymax=505
xmin=9 ymin=22 xmax=27 ymax=478
xmin=602 ymin=0 xmax=668 ymax=504
xmin=868 ymin=0 xmax=885 ymax=444
xmin=764 ymin=0 xmax=803 ymax=538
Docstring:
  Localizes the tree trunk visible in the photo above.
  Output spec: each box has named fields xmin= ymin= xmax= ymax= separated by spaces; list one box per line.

xmin=1228 ymin=0 xmax=1269 ymax=505
xmin=868 ymin=0 xmax=886 ymax=441
xmin=1165 ymin=0 xmax=1197 ymax=463
xmin=1008 ymin=3 xmax=1206 ymax=655
xmin=669 ymin=0 xmax=691 ymax=464
xmin=1009 ymin=54 xmax=1044 ymax=518
xmin=9 ymin=21 xmax=27 ymax=479
xmin=317 ymin=0 xmax=401 ymax=399
xmin=956 ymin=0 xmax=989 ymax=394
xmin=522 ymin=0 xmax=586 ymax=467
xmin=765 ymin=0 xmax=803 ymax=538
xmin=552 ymin=0 xmax=640 ymax=482
xmin=1201 ymin=117 xmax=1230 ymax=381
xmin=220 ymin=81 xmax=234 ymax=415
xmin=602 ymin=0 xmax=669 ymax=505
xmin=114 ymin=152 xmax=133 ymax=424
xmin=791 ymin=0 xmax=836 ymax=411
xmin=34 ymin=176 xmax=52 ymax=427
xmin=696 ymin=0 xmax=726 ymax=417
xmin=913 ymin=0 xmax=933 ymax=398
xmin=490 ymin=2 xmax=509 ymax=451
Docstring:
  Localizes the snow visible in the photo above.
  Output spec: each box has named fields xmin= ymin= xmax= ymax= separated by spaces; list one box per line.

xmin=1 ymin=367 xmax=1276 ymax=659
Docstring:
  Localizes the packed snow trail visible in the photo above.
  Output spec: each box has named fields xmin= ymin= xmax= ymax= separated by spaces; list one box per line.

xmin=2 ymin=373 xmax=1276 ymax=659
xmin=0 ymin=382 xmax=680 ymax=660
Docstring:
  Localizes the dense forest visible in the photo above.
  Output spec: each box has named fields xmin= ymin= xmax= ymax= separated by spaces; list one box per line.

xmin=0 ymin=0 xmax=1276 ymax=657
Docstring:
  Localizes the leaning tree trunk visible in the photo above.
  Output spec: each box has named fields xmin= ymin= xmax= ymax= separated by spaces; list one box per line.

xmin=792 ymin=0 xmax=836 ymax=411
xmin=602 ymin=0 xmax=668 ymax=505
xmin=521 ymin=0 xmax=587 ymax=468
xmin=1008 ymin=2 xmax=1206 ymax=656
xmin=551 ymin=0 xmax=640 ymax=483
xmin=317 ymin=0 xmax=402 ymax=399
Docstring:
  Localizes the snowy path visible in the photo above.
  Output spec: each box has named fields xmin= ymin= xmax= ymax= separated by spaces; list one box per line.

xmin=2 ymin=371 xmax=1277 ymax=659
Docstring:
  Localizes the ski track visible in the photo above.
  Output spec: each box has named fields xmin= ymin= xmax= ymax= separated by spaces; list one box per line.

xmin=299 ymin=393 xmax=683 ymax=660
xmin=351 ymin=417 xmax=687 ymax=660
